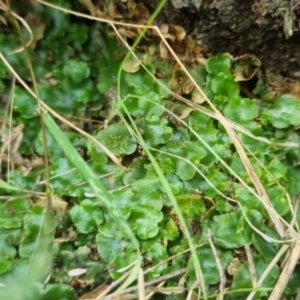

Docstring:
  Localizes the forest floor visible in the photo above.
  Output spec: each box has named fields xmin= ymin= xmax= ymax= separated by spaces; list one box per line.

xmin=1 ymin=1 xmax=300 ymax=299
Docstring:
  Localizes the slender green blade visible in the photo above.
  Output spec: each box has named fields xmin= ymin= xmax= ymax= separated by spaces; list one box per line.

xmin=43 ymin=112 xmax=141 ymax=288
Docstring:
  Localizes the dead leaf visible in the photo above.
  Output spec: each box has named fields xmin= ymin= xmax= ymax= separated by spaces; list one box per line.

xmin=78 ymin=0 xmax=97 ymax=16
xmin=191 ymin=88 xmax=206 ymax=104
xmin=147 ymin=286 xmax=186 ymax=294
xmin=80 ymin=283 xmax=108 ymax=300
xmin=171 ymin=25 xmax=186 ymax=41
xmin=127 ymin=0 xmax=149 ymax=20
xmin=159 ymin=41 xmax=169 ymax=59
xmin=283 ymin=78 xmax=300 ymax=99
xmin=24 ymin=12 xmax=46 ymax=49
xmin=123 ymin=54 xmax=140 ymax=73
xmin=227 ymin=257 xmax=242 ymax=276
xmin=34 ymin=195 xmax=68 ymax=211
xmin=179 ymin=106 xmax=194 ymax=119
xmin=232 ymin=54 xmax=261 ymax=82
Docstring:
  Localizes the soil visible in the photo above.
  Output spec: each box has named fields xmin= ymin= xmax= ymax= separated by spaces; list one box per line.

xmin=138 ymin=0 xmax=300 ymax=79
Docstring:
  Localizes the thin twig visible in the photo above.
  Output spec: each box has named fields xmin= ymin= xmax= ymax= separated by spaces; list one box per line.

xmin=246 ymin=244 xmax=289 ymax=300
xmin=138 ymin=268 xmax=145 ymax=300
xmin=101 ymin=269 xmax=186 ymax=300
xmin=269 ymin=243 xmax=300 ymax=300
xmin=208 ymin=230 xmax=225 ymax=300
xmin=245 ymin=244 xmax=257 ymax=288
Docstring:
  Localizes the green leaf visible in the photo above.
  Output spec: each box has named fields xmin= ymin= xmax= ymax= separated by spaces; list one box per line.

xmin=187 ymin=245 xmax=232 ymax=286
xmin=286 ymin=266 xmax=300 ymax=298
xmin=87 ymin=139 xmax=108 ymax=166
xmin=69 ymin=199 xmax=103 ymax=233
xmin=124 ymin=92 xmax=164 ymax=118
xmin=261 ymin=95 xmax=300 ymax=128
xmin=62 ymin=79 xmax=98 ymax=104
xmin=0 ymin=199 xmax=30 ymax=229
xmin=19 ymin=231 xmax=45 ymax=258
xmin=165 ymin=174 xmax=183 ymax=195
xmin=95 ymin=123 xmax=137 ymax=156
xmin=141 ymin=241 xmax=168 ymax=278
xmin=196 ymin=168 xmax=230 ymax=198
xmin=67 ymin=24 xmax=88 ymax=46
xmin=43 ymin=112 xmax=141 ymax=286
xmin=140 ymin=115 xmax=173 ymax=147
xmin=20 ymin=207 xmax=56 ymax=258
xmin=212 ymin=209 xmax=254 ymax=249
xmin=96 ymin=37 xmax=125 ymax=93
xmin=123 ymin=158 xmax=147 ymax=185
xmin=111 ymin=188 xmax=135 ymax=218
xmin=161 ymin=217 xmax=179 ymax=241
xmin=50 ymin=158 xmax=85 ymax=196
xmin=63 ymin=59 xmax=90 ymax=84
xmin=223 ymin=97 xmax=259 ymax=122
xmin=0 ymin=60 xmax=8 ymax=78
xmin=38 ymin=84 xmax=79 ymax=115
xmin=34 ymin=130 xmax=64 ymax=158
xmin=24 ymin=206 xmax=56 ymax=233
xmin=230 ymin=153 xmax=265 ymax=184
xmin=287 ymin=165 xmax=300 ymax=199
xmin=239 ymin=132 xmax=270 ymax=157
xmin=0 ymin=259 xmax=12 ymax=275
xmin=5 ymin=170 xmax=40 ymax=195
xmin=188 ymin=111 xmax=218 ymax=143
xmin=23 ymin=206 xmax=46 ymax=232
xmin=0 ymin=229 xmax=17 ymax=261
xmin=96 ymin=223 xmax=137 ymax=278
xmin=41 ymin=284 xmax=77 ymax=300
xmin=19 ymin=230 xmax=54 ymax=261
xmin=129 ymin=205 xmax=163 ymax=240
xmin=188 ymin=65 xmax=207 ymax=85
xmin=253 ymin=73 xmax=276 ymax=101
xmin=206 ymin=54 xmax=232 ymax=75
xmin=131 ymin=177 xmax=164 ymax=210
xmin=214 ymin=195 xmax=233 ymax=213
xmin=210 ymin=73 xmax=240 ymax=97
xmin=235 ymin=186 xmax=265 ymax=213
xmin=231 ymin=260 xmax=279 ymax=298
xmin=124 ymin=69 xmax=158 ymax=96
xmin=252 ymin=230 xmax=279 ymax=261
xmin=162 ymin=141 xmax=206 ymax=181
xmin=267 ymin=185 xmax=289 ymax=216
xmin=13 ymin=87 xmax=37 ymax=118
xmin=266 ymin=158 xmax=288 ymax=183
xmin=176 ymin=194 xmax=206 ymax=224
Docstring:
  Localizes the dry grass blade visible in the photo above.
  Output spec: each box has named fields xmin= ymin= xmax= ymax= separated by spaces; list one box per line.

xmin=145 ymin=282 xmax=167 ymax=299
xmin=246 ymin=244 xmax=289 ymax=300
xmin=147 ymin=285 xmax=185 ymax=296
xmin=245 ymin=244 xmax=257 ymax=288
xmin=138 ymin=269 xmax=145 ymax=300
xmin=269 ymin=243 xmax=300 ymax=300
xmin=101 ymin=269 xmax=186 ymax=300
xmin=80 ymin=284 xmax=108 ymax=300
xmin=80 ymin=271 xmax=132 ymax=300
xmin=208 ymin=230 xmax=225 ymax=300
xmin=186 ymin=279 xmax=201 ymax=300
